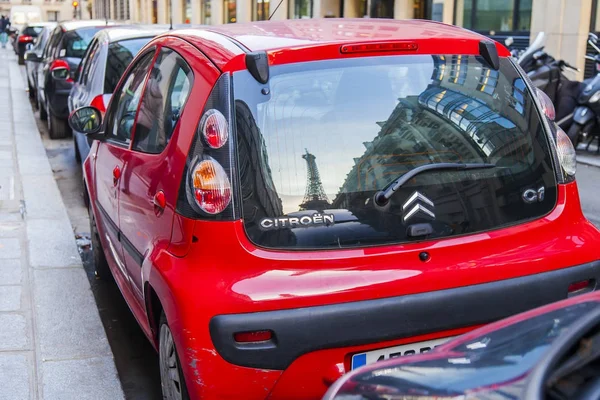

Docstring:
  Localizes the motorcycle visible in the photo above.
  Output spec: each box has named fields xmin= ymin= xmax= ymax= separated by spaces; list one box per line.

xmin=567 ymin=33 xmax=600 ymax=151
xmin=508 ymin=32 xmax=582 ymax=132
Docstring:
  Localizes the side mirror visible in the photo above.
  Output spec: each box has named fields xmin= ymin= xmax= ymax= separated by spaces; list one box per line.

xmin=24 ymin=51 xmax=39 ymax=62
xmin=69 ymin=106 xmax=103 ymax=136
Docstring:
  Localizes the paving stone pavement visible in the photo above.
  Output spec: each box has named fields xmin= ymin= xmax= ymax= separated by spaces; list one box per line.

xmin=0 ymin=49 xmax=124 ymax=399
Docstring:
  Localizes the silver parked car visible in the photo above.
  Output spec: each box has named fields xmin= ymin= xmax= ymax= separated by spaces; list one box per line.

xmin=24 ymin=23 xmax=57 ymax=108
xmin=69 ymin=26 xmax=167 ymax=163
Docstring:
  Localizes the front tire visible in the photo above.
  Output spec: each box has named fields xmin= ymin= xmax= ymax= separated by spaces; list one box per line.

xmin=18 ymin=51 xmax=24 ymax=65
xmin=74 ymin=136 xmax=82 ymax=163
xmin=88 ymin=204 xmax=111 ymax=280
xmin=39 ymin=95 xmax=47 ymax=121
xmin=567 ymin=123 xmax=582 ymax=147
xmin=159 ymin=313 xmax=190 ymax=400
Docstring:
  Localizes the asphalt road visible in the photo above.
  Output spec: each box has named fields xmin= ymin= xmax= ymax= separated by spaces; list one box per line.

xmin=20 ymin=67 xmax=162 ymax=400
xmin=20 ymin=65 xmax=600 ymax=399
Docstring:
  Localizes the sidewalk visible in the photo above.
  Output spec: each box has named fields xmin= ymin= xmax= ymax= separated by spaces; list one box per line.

xmin=0 ymin=49 xmax=124 ymax=399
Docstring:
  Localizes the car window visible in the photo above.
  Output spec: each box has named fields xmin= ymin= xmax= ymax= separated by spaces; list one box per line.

xmin=105 ymin=51 xmax=155 ymax=146
xmin=104 ymin=37 xmax=153 ymax=94
xmin=79 ymin=38 xmax=100 ymax=85
xmin=43 ymin=28 xmax=61 ymax=58
xmin=23 ymin=26 xmax=43 ymax=36
xmin=62 ymin=27 xmax=102 ymax=59
xmin=32 ymin=28 xmax=47 ymax=52
xmin=234 ymin=55 xmax=557 ymax=250
xmin=132 ymin=48 xmax=192 ymax=154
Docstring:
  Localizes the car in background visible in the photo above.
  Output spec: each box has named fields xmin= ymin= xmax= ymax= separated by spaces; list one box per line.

xmin=70 ymin=27 xmax=167 ymax=164
xmin=16 ymin=22 xmax=56 ymax=65
xmin=38 ymin=20 xmax=117 ymax=139
xmin=324 ymin=290 xmax=600 ymax=400
xmin=24 ymin=24 xmax=56 ymax=106
xmin=67 ymin=19 xmax=600 ymax=399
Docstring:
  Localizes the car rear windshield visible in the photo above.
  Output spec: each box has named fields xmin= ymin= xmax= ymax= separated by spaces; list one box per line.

xmin=62 ymin=27 xmax=102 ymax=58
xmin=104 ymin=37 xmax=152 ymax=94
xmin=22 ymin=26 xmax=43 ymax=36
xmin=233 ymin=55 xmax=557 ymax=250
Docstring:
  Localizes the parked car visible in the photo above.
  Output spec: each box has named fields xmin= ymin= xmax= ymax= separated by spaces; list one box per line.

xmin=38 ymin=20 xmax=117 ymax=139
xmin=68 ymin=19 xmax=600 ymax=400
xmin=15 ymin=22 xmax=56 ymax=65
xmin=324 ymin=290 xmax=600 ymax=400
xmin=70 ymin=27 xmax=167 ymax=164
xmin=24 ymin=23 xmax=57 ymax=102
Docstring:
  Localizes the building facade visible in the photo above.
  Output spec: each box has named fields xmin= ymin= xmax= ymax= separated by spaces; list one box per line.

xmin=90 ymin=0 xmax=600 ymax=80
xmin=0 ymin=0 xmax=91 ymax=22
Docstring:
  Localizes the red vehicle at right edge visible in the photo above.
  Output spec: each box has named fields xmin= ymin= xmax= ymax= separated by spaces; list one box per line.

xmin=68 ymin=19 xmax=600 ymax=400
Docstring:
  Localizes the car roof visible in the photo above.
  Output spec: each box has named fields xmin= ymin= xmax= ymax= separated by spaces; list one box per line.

xmin=201 ymin=18 xmax=486 ymax=51
xmin=99 ymin=26 xmax=169 ymax=43
xmin=174 ymin=18 xmax=495 ymax=69
xmin=60 ymin=19 xmax=117 ymax=31
xmin=24 ymin=22 xmax=57 ymax=28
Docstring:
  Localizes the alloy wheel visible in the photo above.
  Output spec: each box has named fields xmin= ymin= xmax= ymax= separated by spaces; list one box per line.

xmin=159 ymin=324 xmax=184 ymax=400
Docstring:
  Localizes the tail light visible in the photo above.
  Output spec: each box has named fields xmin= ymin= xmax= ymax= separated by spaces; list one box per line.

xmin=535 ymin=88 xmax=555 ymax=121
xmin=18 ymin=35 xmax=33 ymax=43
xmin=555 ymin=125 xmax=577 ymax=178
xmin=178 ymin=73 xmax=237 ymax=219
xmin=190 ymin=158 xmax=231 ymax=214
xmin=50 ymin=60 xmax=72 ymax=82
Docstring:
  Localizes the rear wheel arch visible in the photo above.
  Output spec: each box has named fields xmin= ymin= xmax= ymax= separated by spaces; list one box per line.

xmin=145 ymin=283 xmax=164 ymax=347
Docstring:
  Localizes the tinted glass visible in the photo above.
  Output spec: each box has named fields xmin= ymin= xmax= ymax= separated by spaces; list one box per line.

xmin=78 ymin=38 xmax=99 ymax=84
xmin=23 ymin=26 xmax=43 ymax=36
xmin=132 ymin=48 xmax=192 ymax=154
xmin=234 ymin=55 xmax=557 ymax=250
xmin=62 ymin=27 xmax=102 ymax=58
xmin=106 ymin=51 xmax=155 ymax=145
xmin=104 ymin=37 xmax=152 ymax=94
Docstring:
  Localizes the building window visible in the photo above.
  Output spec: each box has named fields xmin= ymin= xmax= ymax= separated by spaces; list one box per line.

xmin=254 ymin=0 xmax=269 ymax=20
xmin=152 ymin=0 xmax=157 ymax=23
xmin=203 ymin=0 xmax=211 ymax=24
xmin=223 ymin=0 xmax=236 ymax=23
xmin=47 ymin=10 xmax=59 ymax=20
xmin=369 ymin=0 xmax=394 ymax=18
xmin=183 ymin=0 xmax=191 ymax=22
xmin=461 ymin=0 xmax=532 ymax=33
xmin=293 ymin=0 xmax=312 ymax=18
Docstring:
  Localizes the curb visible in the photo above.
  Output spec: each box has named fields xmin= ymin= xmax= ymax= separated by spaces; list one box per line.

xmin=576 ymin=154 xmax=600 ymax=169
xmin=7 ymin=55 xmax=125 ymax=399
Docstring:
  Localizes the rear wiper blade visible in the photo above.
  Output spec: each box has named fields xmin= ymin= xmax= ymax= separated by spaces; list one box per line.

xmin=374 ymin=162 xmax=496 ymax=206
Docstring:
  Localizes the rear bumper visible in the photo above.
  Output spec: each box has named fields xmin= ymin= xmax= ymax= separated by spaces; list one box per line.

xmin=210 ymin=260 xmax=600 ymax=371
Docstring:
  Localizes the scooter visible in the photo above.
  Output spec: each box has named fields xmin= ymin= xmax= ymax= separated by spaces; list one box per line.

xmin=567 ymin=33 xmax=600 ymax=151
xmin=511 ymin=32 xmax=581 ymax=130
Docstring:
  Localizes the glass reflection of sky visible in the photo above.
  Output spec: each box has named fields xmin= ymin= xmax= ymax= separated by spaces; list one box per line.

xmin=256 ymin=57 xmax=435 ymax=203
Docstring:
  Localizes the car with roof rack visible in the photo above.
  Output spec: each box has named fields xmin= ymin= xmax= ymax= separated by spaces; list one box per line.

xmin=68 ymin=18 xmax=600 ymax=399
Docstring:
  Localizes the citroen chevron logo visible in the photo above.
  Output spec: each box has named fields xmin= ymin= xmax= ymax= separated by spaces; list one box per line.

xmin=402 ymin=191 xmax=435 ymax=222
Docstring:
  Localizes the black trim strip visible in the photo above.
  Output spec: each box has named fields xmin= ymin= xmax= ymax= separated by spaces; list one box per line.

xmin=210 ymin=261 xmax=600 ymax=370
xmin=95 ymin=200 xmax=144 ymax=267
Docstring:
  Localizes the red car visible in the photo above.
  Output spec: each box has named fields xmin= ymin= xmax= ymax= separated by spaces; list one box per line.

xmin=68 ymin=19 xmax=600 ymax=400
xmin=324 ymin=290 xmax=600 ymax=399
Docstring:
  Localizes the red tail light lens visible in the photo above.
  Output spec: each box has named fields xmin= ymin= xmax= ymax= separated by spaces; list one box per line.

xmin=200 ymin=109 xmax=229 ymax=149
xmin=191 ymin=158 xmax=231 ymax=214
xmin=18 ymin=35 xmax=33 ymax=43
xmin=340 ymin=41 xmax=418 ymax=54
xmin=234 ymin=330 xmax=273 ymax=343
xmin=535 ymin=88 xmax=555 ymax=121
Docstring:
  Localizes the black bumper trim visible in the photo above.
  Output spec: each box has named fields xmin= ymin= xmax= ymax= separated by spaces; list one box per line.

xmin=209 ymin=261 xmax=600 ymax=370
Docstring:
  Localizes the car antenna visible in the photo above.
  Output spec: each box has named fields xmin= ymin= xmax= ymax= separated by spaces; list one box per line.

xmin=268 ymin=0 xmax=284 ymax=20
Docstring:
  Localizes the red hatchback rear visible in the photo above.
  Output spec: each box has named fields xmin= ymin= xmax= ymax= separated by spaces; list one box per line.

xmin=69 ymin=19 xmax=600 ymax=400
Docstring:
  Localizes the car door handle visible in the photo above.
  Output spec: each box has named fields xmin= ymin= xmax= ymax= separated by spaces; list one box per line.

xmin=112 ymin=166 xmax=121 ymax=186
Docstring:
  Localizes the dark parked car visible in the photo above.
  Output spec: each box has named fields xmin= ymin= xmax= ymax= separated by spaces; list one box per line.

xmin=70 ymin=27 xmax=166 ymax=164
xmin=24 ymin=24 xmax=56 ymax=104
xmin=38 ymin=20 xmax=116 ymax=139
xmin=325 ymin=290 xmax=600 ymax=400
xmin=16 ymin=22 xmax=55 ymax=65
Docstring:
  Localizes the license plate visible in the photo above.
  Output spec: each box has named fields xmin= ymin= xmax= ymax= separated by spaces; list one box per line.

xmin=351 ymin=337 xmax=454 ymax=370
